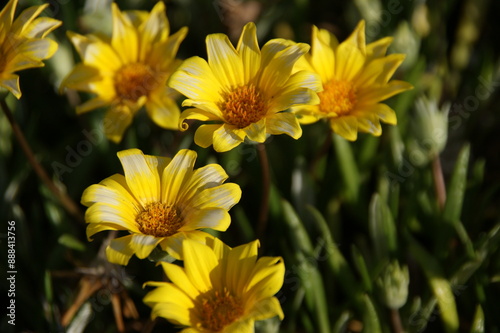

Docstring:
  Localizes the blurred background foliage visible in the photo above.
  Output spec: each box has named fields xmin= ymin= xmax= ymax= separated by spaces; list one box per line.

xmin=1 ymin=0 xmax=500 ymax=332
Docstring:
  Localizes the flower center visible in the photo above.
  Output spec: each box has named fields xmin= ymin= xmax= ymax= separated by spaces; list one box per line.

xmin=220 ymin=84 xmax=267 ymax=128
xmin=199 ymin=288 xmax=244 ymax=332
xmin=136 ymin=202 xmax=183 ymax=237
xmin=114 ymin=63 xmax=157 ymax=102
xmin=319 ymin=79 xmax=357 ymax=116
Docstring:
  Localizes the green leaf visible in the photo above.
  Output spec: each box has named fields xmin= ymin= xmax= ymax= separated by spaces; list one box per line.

xmin=58 ymin=234 xmax=86 ymax=252
xmin=332 ymin=133 xmax=360 ymax=202
xmin=369 ymin=193 xmax=397 ymax=260
xmin=470 ymin=305 xmax=484 ymax=333
xmin=332 ymin=311 xmax=351 ymax=333
xmin=282 ymin=199 xmax=314 ymax=255
xmin=306 ymin=205 xmax=358 ymax=297
xmin=362 ymin=294 xmax=382 ymax=333
xmin=295 ymin=250 xmax=331 ymax=333
xmin=351 ymin=245 xmax=372 ymax=292
xmin=443 ymin=144 xmax=470 ymax=224
xmin=406 ymin=232 xmax=459 ymax=333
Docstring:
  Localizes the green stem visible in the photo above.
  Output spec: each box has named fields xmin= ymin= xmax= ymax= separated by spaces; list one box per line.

xmin=1 ymin=99 xmax=84 ymax=223
xmin=432 ymin=155 xmax=446 ymax=210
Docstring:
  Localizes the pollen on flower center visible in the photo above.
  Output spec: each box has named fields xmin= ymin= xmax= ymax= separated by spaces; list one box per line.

xmin=136 ymin=202 xmax=183 ymax=237
xmin=114 ymin=63 xmax=157 ymax=102
xmin=220 ymin=84 xmax=267 ymax=128
xmin=200 ymin=288 xmax=244 ymax=332
xmin=319 ymin=79 xmax=358 ymax=116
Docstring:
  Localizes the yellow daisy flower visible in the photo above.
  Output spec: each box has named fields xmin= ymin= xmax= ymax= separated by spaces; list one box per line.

xmin=144 ymin=238 xmax=285 ymax=332
xmin=0 ymin=0 xmax=61 ymax=99
xmin=169 ymin=22 xmax=321 ymax=152
xmin=293 ymin=21 xmax=413 ymax=141
xmin=61 ymin=2 xmax=188 ymax=143
xmin=81 ymin=148 xmax=241 ymax=265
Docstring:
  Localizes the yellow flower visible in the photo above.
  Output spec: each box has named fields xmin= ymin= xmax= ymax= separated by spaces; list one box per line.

xmin=61 ymin=2 xmax=188 ymax=143
xmin=144 ymin=238 xmax=285 ymax=332
xmin=169 ymin=22 xmax=321 ymax=152
xmin=293 ymin=21 xmax=413 ymax=141
xmin=81 ymin=148 xmax=241 ymax=265
xmin=0 ymin=0 xmax=61 ymax=99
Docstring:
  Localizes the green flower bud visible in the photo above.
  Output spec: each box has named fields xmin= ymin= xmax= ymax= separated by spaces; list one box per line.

xmin=408 ymin=96 xmax=449 ymax=166
xmin=377 ymin=260 xmax=410 ymax=309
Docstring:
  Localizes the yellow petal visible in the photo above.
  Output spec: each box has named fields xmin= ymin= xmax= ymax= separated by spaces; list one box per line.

xmin=353 ymin=53 xmax=406 ymax=88
xmin=245 ymin=297 xmax=284 ymax=321
xmin=268 ymin=87 xmax=319 ymax=114
xmin=357 ymin=80 xmax=413 ymax=106
xmin=366 ymin=36 xmax=393 ymax=61
xmin=76 ymin=97 xmax=110 ymax=114
xmin=206 ymin=33 xmax=244 ymax=88
xmin=149 ymin=27 xmax=188 ymax=68
xmin=137 ymin=1 xmax=168 ymax=62
xmin=344 ymin=20 xmax=366 ymax=55
xmin=84 ymin=203 xmax=139 ymax=235
xmin=67 ymin=31 xmax=122 ymax=72
xmin=86 ymin=222 xmax=126 ymax=241
xmin=179 ymin=108 xmax=222 ymax=131
xmin=236 ymin=22 xmax=261 ymax=82
xmin=242 ymin=120 xmax=267 ymax=143
xmin=60 ymin=63 xmax=101 ymax=93
xmin=266 ymin=112 xmax=303 ymax=139
xmin=193 ymin=124 xmax=220 ymax=147
xmin=258 ymin=41 xmax=309 ymax=96
xmin=180 ymin=208 xmax=231 ymax=232
xmin=0 ymin=74 xmax=21 ymax=99
xmin=81 ymin=183 xmax=140 ymax=215
xmin=334 ymin=41 xmax=365 ymax=82
xmin=143 ymin=284 xmax=193 ymax=325
xmin=226 ymin=240 xmax=259 ymax=294
xmin=0 ymin=0 xmax=16 ymax=33
xmin=330 ymin=117 xmax=358 ymax=141
xmin=183 ymin=240 xmax=219 ymax=293
xmin=24 ymin=17 xmax=62 ymax=38
xmin=292 ymin=104 xmax=324 ymax=124
xmin=161 ymin=149 xmax=197 ymax=204
xmin=129 ymin=234 xmax=163 ymax=259
xmin=355 ymin=114 xmax=382 ymax=136
xmin=212 ymin=124 xmax=245 ymax=152
xmin=117 ymin=148 xmax=160 ymax=205
xmin=106 ymin=235 xmax=136 ymax=265
xmin=189 ymin=183 xmax=242 ymax=210
xmin=160 ymin=230 xmax=216 ymax=261
xmin=177 ymin=163 xmax=228 ymax=203
xmin=310 ymin=26 xmax=335 ymax=81
xmin=111 ymin=3 xmax=138 ymax=63
xmin=245 ymin=256 xmax=285 ymax=301
xmin=364 ymin=103 xmax=397 ymax=125
xmin=11 ymin=4 xmax=47 ymax=35
xmin=103 ymin=106 xmax=134 ymax=143
xmin=169 ymin=56 xmax=223 ymax=104
xmin=145 ymin=89 xmax=181 ymax=130
xmin=224 ymin=318 xmax=254 ymax=332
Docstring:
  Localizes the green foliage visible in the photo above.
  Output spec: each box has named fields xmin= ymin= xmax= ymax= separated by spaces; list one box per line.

xmin=1 ymin=0 xmax=500 ymax=332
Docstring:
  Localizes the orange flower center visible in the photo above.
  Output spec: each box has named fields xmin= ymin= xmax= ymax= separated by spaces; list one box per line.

xmin=114 ymin=63 xmax=157 ymax=102
xmin=199 ymin=288 xmax=244 ymax=332
xmin=319 ymin=79 xmax=357 ymax=116
xmin=220 ymin=84 xmax=267 ymax=128
xmin=136 ymin=202 xmax=183 ymax=237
